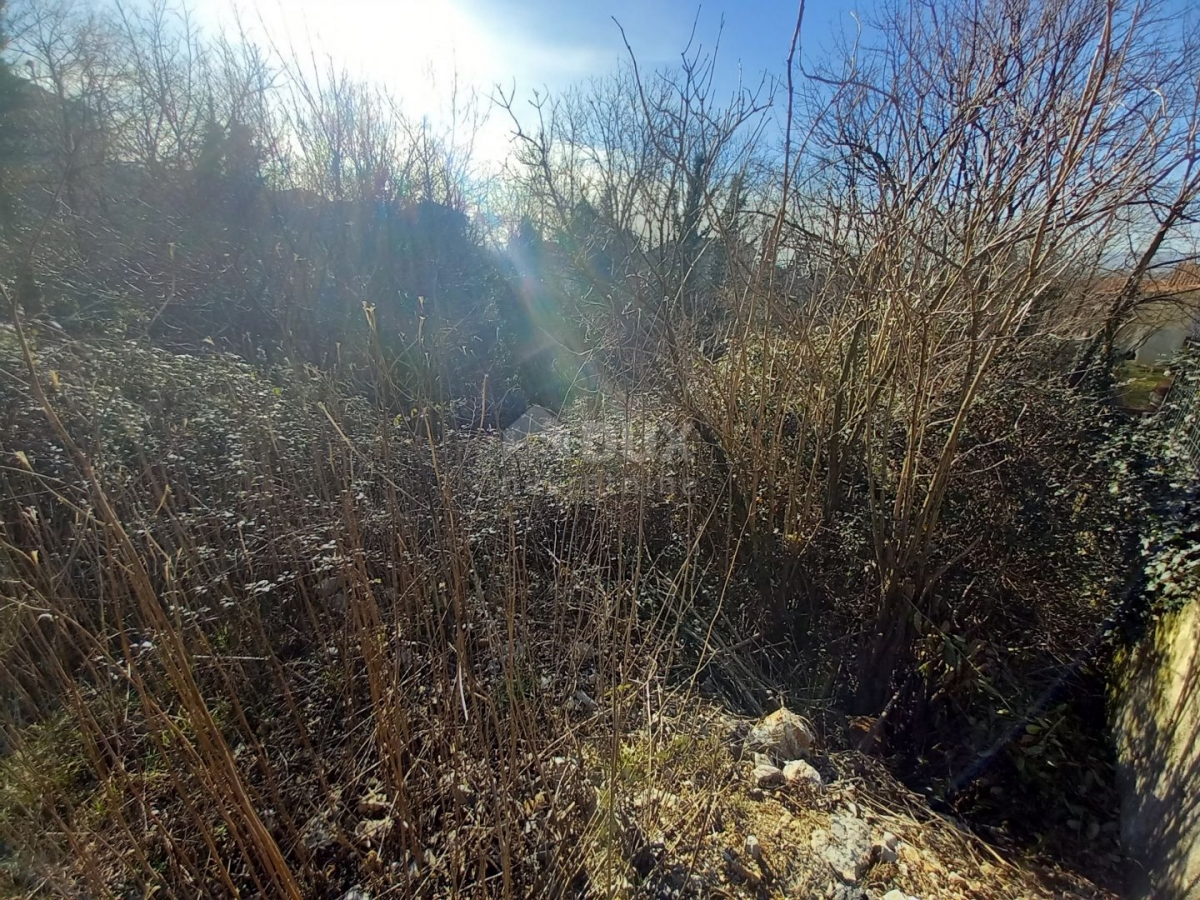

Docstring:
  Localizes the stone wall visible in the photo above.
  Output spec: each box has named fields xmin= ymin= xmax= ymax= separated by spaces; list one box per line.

xmin=1112 ymin=598 xmax=1200 ymax=899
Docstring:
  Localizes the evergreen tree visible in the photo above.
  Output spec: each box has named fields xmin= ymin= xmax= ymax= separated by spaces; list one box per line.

xmin=711 ymin=171 xmax=747 ymax=291
xmin=0 ymin=0 xmax=27 ymax=219
xmin=678 ymin=151 xmax=708 ymax=316
xmin=0 ymin=0 xmax=38 ymax=317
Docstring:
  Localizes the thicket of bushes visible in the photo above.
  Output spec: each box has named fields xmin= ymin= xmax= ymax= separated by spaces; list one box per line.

xmin=2 ymin=0 xmax=1199 ymax=894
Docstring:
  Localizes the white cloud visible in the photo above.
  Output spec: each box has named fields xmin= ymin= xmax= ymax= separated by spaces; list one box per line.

xmin=190 ymin=0 xmax=629 ymax=164
xmin=201 ymin=0 xmax=615 ymax=114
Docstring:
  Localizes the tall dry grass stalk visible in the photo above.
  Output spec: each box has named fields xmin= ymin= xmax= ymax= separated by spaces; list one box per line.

xmin=2 ymin=0 xmax=1197 ymax=892
xmin=0 ymin=298 xmax=731 ymax=896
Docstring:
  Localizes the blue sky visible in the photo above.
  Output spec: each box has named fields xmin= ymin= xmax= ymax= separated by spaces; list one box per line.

xmin=196 ymin=0 xmax=862 ymax=159
xmin=455 ymin=0 xmax=857 ymax=86
xmin=190 ymin=0 xmax=1196 ymax=170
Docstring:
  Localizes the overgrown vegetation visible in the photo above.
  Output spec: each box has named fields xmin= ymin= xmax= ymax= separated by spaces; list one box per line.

xmin=2 ymin=0 xmax=1199 ymax=896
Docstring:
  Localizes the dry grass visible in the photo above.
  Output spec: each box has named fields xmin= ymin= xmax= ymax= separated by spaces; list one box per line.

xmin=3 ymin=0 xmax=1194 ymax=893
xmin=0 ymin=327 xmax=1125 ymax=900
xmin=0 ymin=325 xmax=712 ymax=898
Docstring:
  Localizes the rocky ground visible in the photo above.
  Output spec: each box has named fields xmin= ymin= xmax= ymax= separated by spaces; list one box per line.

xmin=659 ymin=709 xmax=1116 ymax=900
xmin=320 ymin=702 xmax=1120 ymax=900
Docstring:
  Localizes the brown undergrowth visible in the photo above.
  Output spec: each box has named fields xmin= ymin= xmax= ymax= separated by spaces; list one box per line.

xmin=0 ymin=328 xmax=1131 ymax=899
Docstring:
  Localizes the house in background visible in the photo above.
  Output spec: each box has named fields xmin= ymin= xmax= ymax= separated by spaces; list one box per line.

xmin=1110 ymin=264 xmax=1200 ymax=365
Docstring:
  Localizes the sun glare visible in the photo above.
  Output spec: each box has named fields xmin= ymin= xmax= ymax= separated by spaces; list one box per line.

xmin=211 ymin=0 xmax=498 ymax=120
